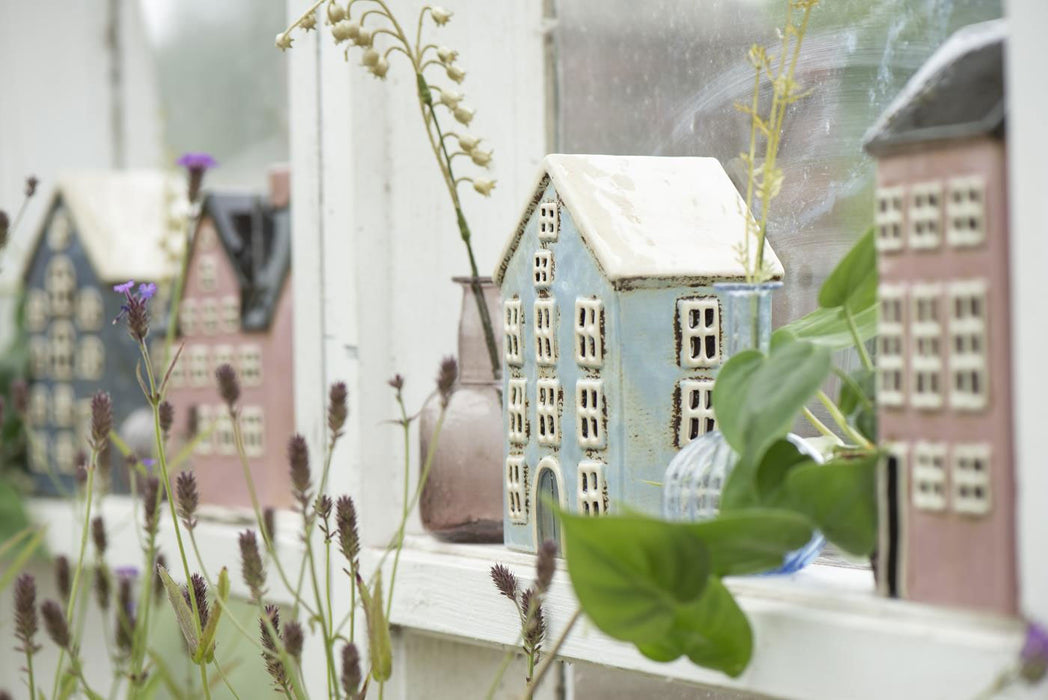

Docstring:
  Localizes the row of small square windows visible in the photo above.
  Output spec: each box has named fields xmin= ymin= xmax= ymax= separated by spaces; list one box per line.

xmin=504 ymin=296 xmax=720 ymax=370
xmin=25 ymin=385 xmax=93 ymax=432
xmin=878 ymin=281 xmax=988 ymax=411
xmin=26 ymin=285 xmax=104 ymax=333
xmin=29 ymin=331 xmax=104 ymax=381
xmin=181 ymin=296 xmax=240 ymax=336
xmin=505 ymin=456 xmax=608 ymax=524
xmin=28 ymin=429 xmax=83 ymax=476
xmin=190 ymin=404 xmax=265 ymax=457
xmin=506 ymin=376 xmax=715 ymax=452
xmin=875 ymin=177 xmax=986 ymax=252
xmin=166 ymin=344 xmax=263 ymax=389
xmin=891 ymin=442 xmax=992 ymax=516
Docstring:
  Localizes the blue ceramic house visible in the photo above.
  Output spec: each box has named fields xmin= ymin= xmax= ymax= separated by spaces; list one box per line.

xmin=21 ymin=171 xmax=182 ymax=495
xmin=494 ymin=154 xmax=783 ymax=552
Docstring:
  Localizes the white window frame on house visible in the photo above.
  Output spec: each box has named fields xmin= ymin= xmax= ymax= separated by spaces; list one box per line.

xmin=238 ymin=345 xmax=263 ymax=386
xmin=48 ymin=210 xmax=72 ymax=251
xmin=26 ymin=289 xmax=49 ymax=332
xmin=241 ymin=406 xmax=265 ymax=458
xmin=45 ymin=256 xmax=76 ymax=317
xmin=678 ymin=297 xmax=720 ymax=369
xmin=946 ymin=175 xmax=986 ymax=247
xmin=503 ymin=298 xmax=523 ymax=367
xmin=76 ymin=335 xmax=104 ymax=381
xmin=537 ymin=199 xmax=559 ymax=241
xmin=874 ymin=185 xmax=905 ymax=252
xmin=952 ymin=443 xmax=991 ymax=516
xmin=908 ymin=181 xmax=943 ymax=250
xmin=574 ymin=297 xmax=603 ymax=368
xmin=215 ymin=408 xmax=235 ymax=455
xmin=505 ymin=455 xmax=528 ymax=524
xmin=878 ymin=285 xmax=906 ymax=407
xmin=54 ymin=431 xmax=76 ymax=475
xmin=52 ymin=384 xmax=75 ymax=427
xmin=221 ymin=295 xmax=240 ymax=334
xmin=577 ymin=460 xmax=608 ymax=516
xmin=29 ymin=336 xmax=48 ymax=379
xmin=909 ymin=284 xmax=943 ymax=410
xmin=194 ymin=405 xmax=213 ymax=455
xmin=507 ymin=378 xmax=528 ymax=445
xmin=75 ymin=288 xmax=104 ymax=331
xmin=76 ymin=399 xmax=92 ymax=451
xmin=911 ymin=442 xmax=947 ymax=512
xmin=49 ymin=320 xmax=76 ymax=381
xmin=28 ymin=385 xmax=48 ymax=427
xmin=678 ymin=378 xmax=716 ymax=448
xmin=575 ymin=379 xmax=606 ymax=450
xmin=198 ymin=255 xmax=218 ymax=292
xmin=535 ymin=378 xmax=561 ymax=447
xmin=534 ymin=299 xmax=557 ymax=366
xmin=189 ymin=345 xmax=209 ymax=387
xmin=948 ymin=280 xmax=989 ymax=411
xmin=198 ymin=221 xmax=218 ymax=251
xmin=213 ymin=345 xmax=234 ymax=375
xmin=201 ymin=298 xmax=219 ymax=335
xmin=533 ymin=249 xmax=553 ymax=288
xmin=181 ymin=299 xmax=197 ymax=336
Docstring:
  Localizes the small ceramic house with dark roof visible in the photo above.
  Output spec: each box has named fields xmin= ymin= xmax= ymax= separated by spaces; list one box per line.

xmin=21 ymin=171 xmax=182 ymax=494
xmin=494 ymin=154 xmax=782 ymax=553
xmin=166 ymin=167 xmax=295 ymax=509
xmin=864 ymin=20 xmax=1016 ymax=614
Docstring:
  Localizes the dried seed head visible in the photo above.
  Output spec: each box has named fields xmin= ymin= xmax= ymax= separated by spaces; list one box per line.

xmin=41 ymin=600 xmax=70 ymax=649
xmin=215 ymin=364 xmax=240 ymax=409
xmin=126 ymin=296 xmax=150 ymax=342
xmin=287 ymin=434 xmax=311 ymax=506
xmin=116 ymin=574 xmax=135 ymax=652
xmin=336 ymin=495 xmax=360 ymax=571
xmin=140 ymin=476 xmax=161 ymax=535
xmin=341 ymin=642 xmax=362 ymax=697
xmin=387 ymin=374 xmax=404 ymax=391
xmin=315 ymin=494 xmax=333 ymax=521
xmin=282 ymin=619 xmax=304 ymax=661
xmin=54 ymin=556 xmax=71 ymax=604
xmin=176 ymin=471 xmax=199 ymax=530
xmin=11 ymin=379 xmax=27 ymax=415
xmin=260 ymin=604 xmax=289 ymax=689
xmin=91 ymin=515 xmax=107 ymax=555
xmin=239 ymin=530 xmax=266 ymax=602
xmin=523 ymin=590 xmax=546 ymax=651
xmin=328 ymin=382 xmax=348 ymax=436
xmin=263 ymin=507 xmax=276 ymax=546
xmin=153 ymin=554 xmax=166 ymax=604
xmin=158 ymin=401 xmax=175 ymax=437
xmin=14 ymin=573 xmax=39 ymax=652
xmin=436 ymin=355 xmax=457 ymax=408
xmin=182 ymin=573 xmax=209 ymax=631
xmin=90 ymin=391 xmax=113 ymax=451
xmin=25 ymin=176 xmax=39 ymax=198
xmin=490 ymin=564 xmax=518 ymax=602
xmin=535 ymin=540 xmax=557 ymax=594
xmin=93 ymin=567 xmax=111 ymax=611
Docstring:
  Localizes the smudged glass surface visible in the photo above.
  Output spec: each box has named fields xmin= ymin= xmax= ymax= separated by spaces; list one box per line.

xmin=553 ymin=0 xmax=1003 ymax=323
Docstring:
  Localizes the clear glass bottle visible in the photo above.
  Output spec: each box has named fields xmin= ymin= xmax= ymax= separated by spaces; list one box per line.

xmin=663 ymin=281 xmax=824 ymax=574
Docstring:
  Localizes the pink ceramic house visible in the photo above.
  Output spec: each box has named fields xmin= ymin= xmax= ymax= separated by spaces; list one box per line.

xmin=166 ymin=167 xmax=295 ymax=509
xmin=865 ymin=21 xmax=1016 ymax=615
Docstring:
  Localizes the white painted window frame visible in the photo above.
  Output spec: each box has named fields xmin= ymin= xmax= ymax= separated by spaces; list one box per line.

xmin=535 ymin=377 xmax=560 ymax=447
xmin=877 ymin=285 xmax=906 ymax=407
xmin=874 ymin=185 xmax=904 ymax=252
xmin=912 ymin=441 xmax=947 ymax=512
xmin=946 ymin=175 xmax=986 ymax=248
xmin=537 ymin=199 xmax=558 ymax=241
xmin=678 ymin=297 xmax=720 ymax=369
xmin=952 ymin=443 xmax=992 ymax=516
xmin=505 ymin=455 xmax=528 ymax=524
xmin=533 ymin=298 xmax=557 ymax=366
xmin=678 ymin=378 xmax=715 ymax=448
xmin=948 ymin=280 xmax=989 ymax=411
xmin=503 ymin=298 xmax=523 ymax=367
xmin=575 ymin=378 xmax=606 ymax=450
xmin=532 ymin=249 xmax=552 ymax=288
xmin=577 ymin=459 xmax=608 ymax=516
xmin=507 ymin=378 xmax=528 ymax=446
xmin=908 ymin=181 xmax=943 ymax=250
xmin=909 ymin=283 xmax=943 ymax=410
xmin=574 ymin=297 xmax=603 ymax=368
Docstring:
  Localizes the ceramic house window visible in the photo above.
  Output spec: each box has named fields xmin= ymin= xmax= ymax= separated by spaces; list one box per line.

xmin=28 ymin=385 xmax=48 ymax=426
xmin=946 ymin=176 xmax=986 ymax=247
xmin=213 ymin=345 xmax=234 ymax=375
xmin=878 ymin=286 xmax=906 ymax=407
xmin=52 ymin=384 xmax=75 ymax=427
xmin=201 ymin=299 xmax=219 ymax=335
xmin=505 ymin=455 xmax=528 ymax=524
xmin=180 ymin=299 xmax=197 ymax=336
xmin=168 ymin=350 xmax=185 ymax=388
xmin=536 ymin=378 xmax=561 ymax=447
xmin=678 ymin=378 xmax=716 ymax=448
xmin=910 ymin=285 xmax=943 ymax=410
xmin=76 ymin=399 xmax=92 ymax=449
xmin=26 ymin=290 xmax=49 ymax=332
xmin=948 ymin=280 xmax=989 ymax=411
xmin=221 ymin=296 xmax=240 ymax=333
xmin=198 ymin=222 xmax=217 ymax=250
xmin=241 ymin=406 xmax=265 ymax=457
xmin=912 ymin=442 xmax=947 ymax=512
xmin=875 ymin=185 xmax=905 ymax=252
xmin=534 ymin=299 xmax=558 ymax=366
xmin=48 ymin=320 xmax=76 ymax=380
xmin=29 ymin=432 xmax=48 ymax=472
xmin=577 ymin=460 xmax=608 ymax=516
xmin=533 ymin=250 xmax=553 ymax=288
xmin=54 ymin=431 xmax=76 ymax=474
xmin=238 ymin=345 xmax=263 ymax=386
xmin=574 ymin=298 xmax=604 ymax=368
xmin=195 ymin=405 xmax=213 ymax=455
xmin=908 ymin=181 xmax=942 ymax=250
xmin=75 ymin=289 xmax=104 ymax=331
xmin=198 ymin=256 xmax=218 ymax=292
xmin=48 ymin=210 xmax=72 ymax=251
xmin=77 ymin=336 xmax=104 ymax=380
xmin=29 ymin=337 xmax=48 ymax=379
xmin=189 ymin=346 xmax=210 ymax=387
xmin=952 ymin=443 xmax=991 ymax=516
xmin=215 ymin=410 xmax=236 ymax=455
xmin=678 ymin=297 xmax=720 ymax=369
xmin=45 ymin=256 xmax=76 ymax=317
xmin=575 ymin=379 xmax=606 ymax=450
xmin=503 ymin=299 xmax=523 ymax=367
xmin=538 ymin=200 xmax=559 ymax=242
xmin=507 ymin=378 xmax=528 ymax=445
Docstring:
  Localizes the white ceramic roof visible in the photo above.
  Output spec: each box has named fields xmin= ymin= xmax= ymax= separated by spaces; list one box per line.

xmin=44 ymin=170 xmax=186 ymax=283
xmin=495 ymin=154 xmax=783 ymax=287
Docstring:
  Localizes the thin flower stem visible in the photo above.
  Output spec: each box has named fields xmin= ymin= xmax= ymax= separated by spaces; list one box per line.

xmin=802 ymin=407 xmax=844 ymax=444
xmin=484 ymin=645 xmax=517 ymax=700
xmin=520 ymin=608 xmax=583 ymax=700
xmin=23 ymin=641 xmax=36 ymax=700
xmin=303 ymin=507 xmax=340 ymax=698
xmin=844 ymin=306 xmax=874 ymax=372
xmin=816 ymin=390 xmax=873 ymax=449
xmin=290 ymin=431 xmax=340 ymax=620
xmin=831 ymin=366 xmax=874 ymax=411
xmin=384 ymin=395 xmax=412 ymax=620
xmin=212 ymin=656 xmax=243 ymax=700
xmin=742 ymin=58 xmax=762 ymax=281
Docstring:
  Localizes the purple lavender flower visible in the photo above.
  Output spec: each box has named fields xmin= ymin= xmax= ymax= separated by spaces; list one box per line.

xmin=1021 ymin=622 xmax=1048 ymax=683
xmin=113 ymin=280 xmax=154 ymax=341
xmin=113 ymin=281 xmax=135 ymax=294
xmin=138 ymin=282 xmax=157 ymax=300
xmin=114 ymin=566 xmax=139 ymax=581
xmin=177 ymin=152 xmax=218 ymax=202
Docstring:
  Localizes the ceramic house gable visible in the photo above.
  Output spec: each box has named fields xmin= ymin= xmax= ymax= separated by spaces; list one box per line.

xmin=496 ymin=155 xmax=782 ymax=552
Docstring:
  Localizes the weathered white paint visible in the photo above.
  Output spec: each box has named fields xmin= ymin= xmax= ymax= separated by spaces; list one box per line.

xmin=1006 ymin=0 xmax=1048 ymax=626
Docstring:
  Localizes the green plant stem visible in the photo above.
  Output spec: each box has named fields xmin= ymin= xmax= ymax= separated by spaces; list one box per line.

xmin=303 ymin=509 xmax=340 ymax=698
xmin=484 ymin=646 xmax=517 ymax=700
xmin=831 ymin=366 xmax=875 ymax=412
xmin=290 ymin=432 xmax=339 ymax=621
xmin=212 ymin=657 xmax=243 ymax=700
xmin=520 ymin=608 xmax=582 ymax=700
xmin=844 ymin=306 xmax=874 ymax=371
xmin=23 ymin=643 xmax=36 ymax=700
xmin=802 ymin=407 xmax=843 ymax=444
xmin=741 ymin=53 xmax=762 ymax=281
xmin=816 ymin=390 xmax=873 ymax=449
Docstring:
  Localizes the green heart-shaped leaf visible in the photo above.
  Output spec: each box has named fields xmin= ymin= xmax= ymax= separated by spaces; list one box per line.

xmin=786 ymin=455 xmax=879 ymax=556
xmin=773 ymin=304 xmax=878 ymax=351
xmin=686 ymin=508 xmax=815 ymax=576
xmin=818 ymin=227 xmax=876 ymax=313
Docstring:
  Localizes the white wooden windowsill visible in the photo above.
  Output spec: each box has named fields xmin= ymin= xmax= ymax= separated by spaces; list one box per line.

xmin=29 ymin=497 xmax=1030 ymax=700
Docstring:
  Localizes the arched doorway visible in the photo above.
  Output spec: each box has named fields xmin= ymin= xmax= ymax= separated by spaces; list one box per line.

xmin=533 ymin=457 xmax=565 ymax=552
